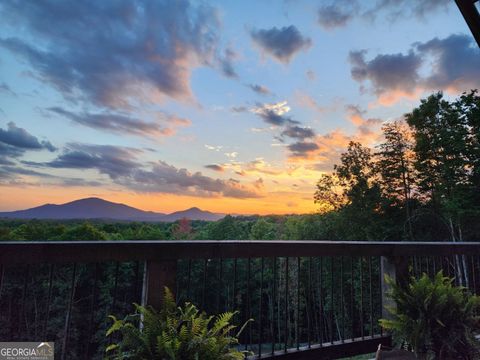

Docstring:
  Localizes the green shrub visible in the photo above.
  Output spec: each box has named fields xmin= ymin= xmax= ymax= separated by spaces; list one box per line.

xmin=380 ymin=271 xmax=480 ymax=359
xmin=106 ymin=288 xmax=251 ymax=360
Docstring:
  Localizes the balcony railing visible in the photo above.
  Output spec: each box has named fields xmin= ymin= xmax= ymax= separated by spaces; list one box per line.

xmin=1 ymin=240 xmax=480 ymax=359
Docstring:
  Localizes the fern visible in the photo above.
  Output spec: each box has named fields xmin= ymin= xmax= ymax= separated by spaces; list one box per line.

xmin=106 ymin=287 xmax=252 ymax=360
xmin=380 ymin=271 xmax=480 ymax=359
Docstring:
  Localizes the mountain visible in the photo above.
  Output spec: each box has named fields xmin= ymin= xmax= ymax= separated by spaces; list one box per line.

xmin=160 ymin=207 xmax=223 ymax=222
xmin=0 ymin=197 xmax=225 ymax=222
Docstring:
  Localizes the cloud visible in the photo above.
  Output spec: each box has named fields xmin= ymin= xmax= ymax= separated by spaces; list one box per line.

xmin=125 ymin=161 xmax=262 ymax=198
xmin=281 ymin=125 xmax=315 ymax=140
xmin=38 ymin=143 xmax=261 ymax=198
xmin=415 ymin=34 xmax=480 ymax=92
xmin=306 ymin=70 xmax=316 ymax=81
xmin=224 ymin=151 xmax=238 ymax=158
xmin=219 ymin=47 xmax=238 ymax=79
xmin=48 ymin=107 xmax=190 ymax=138
xmin=0 ymin=122 xmax=56 ymax=165
xmin=287 ymin=103 xmax=383 ymax=166
xmin=251 ymin=101 xmax=296 ymax=126
xmin=317 ymin=0 xmax=451 ymax=30
xmin=363 ymin=0 xmax=451 ymax=22
xmin=349 ymin=49 xmax=422 ymax=102
xmin=247 ymin=84 xmax=271 ymax=95
xmin=227 ymin=158 xmax=284 ymax=176
xmin=0 ymin=82 xmax=16 ymax=97
xmin=345 ymin=104 xmax=367 ymax=126
xmin=295 ymin=91 xmax=331 ymax=113
xmin=250 ymin=25 xmax=311 ymax=64
xmin=318 ymin=4 xmax=355 ymax=29
xmin=231 ymin=106 xmax=248 ymax=113
xmin=205 ymin=164 xmax=224 ymax=172
xmin=0 ymin=161 xmax=106 ymax=187
xmin=0 ymin=164 xmax=55 ymax=186
xmin=349 ymin=34 xmax=480 ymax=105
xmin=288 ymin=141 xmax=319 ymax=157
xmin=205 ymin=144 xmax=223 ymax=151
xmin=0 ymin=0 xmax=221 ymax=109
xmin=46 ymin=143 xmax=141 ymax=179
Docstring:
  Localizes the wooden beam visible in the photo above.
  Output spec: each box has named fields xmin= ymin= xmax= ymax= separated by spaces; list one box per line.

xmin=456 ymin=0 xmax=480 ymax=47
xmin=141 ymin=259 xmax=177 ymax=309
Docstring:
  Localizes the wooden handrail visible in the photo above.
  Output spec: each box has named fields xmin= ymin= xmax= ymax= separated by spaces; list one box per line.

xmin=1 ymin=240 xmax=480 ymax=265
xmin=0 ymin=240 xmax=480 ymax=266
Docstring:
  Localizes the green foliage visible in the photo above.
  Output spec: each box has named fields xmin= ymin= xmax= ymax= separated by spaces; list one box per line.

xmin=106 ymin=288 xmax=251 ymax=360
xmin=380 ymin=272 xmax=480 ymax=359
xmin=250 ymin=218 xmax=276 ymax=240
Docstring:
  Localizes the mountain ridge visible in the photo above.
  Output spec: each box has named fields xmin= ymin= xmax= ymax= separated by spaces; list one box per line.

xmin=0 ymin=197 xmax=225 ymax=222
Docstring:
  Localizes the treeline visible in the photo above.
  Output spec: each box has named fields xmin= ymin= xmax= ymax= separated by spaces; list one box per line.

xmin=0 ymin=215 xmax=322 ymax=242
xmin=314 ymin=90 xmax=480 ymax=243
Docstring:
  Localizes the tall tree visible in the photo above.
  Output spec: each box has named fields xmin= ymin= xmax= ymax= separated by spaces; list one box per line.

xmin=376 ymin=120 xmax=416 ymax=239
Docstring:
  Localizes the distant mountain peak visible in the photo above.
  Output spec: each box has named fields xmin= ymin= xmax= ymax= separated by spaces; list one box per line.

xmin=0 ymin=197 xmax=225 ymax=222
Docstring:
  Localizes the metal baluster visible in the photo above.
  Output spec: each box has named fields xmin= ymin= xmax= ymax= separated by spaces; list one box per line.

xmin=133 ymin=261 xmax=140 ymax=302
xmin=247 ymin=258 xmax=251 ymax=352
xmin=61 ymin=263 xmax=77 ymax=360
xmin=351 ymin=257 xmax=355 ymax=341
xmin=446 ymin=256 xmax=451 ymax=277
xmin=272 ymin=257 xmax=277 ymax=355
xmin=233 ymin=258 xmax=237 ymax=311
xmin=220 ymin=259 xmax=224 ymax=311
xmin=360 ymin=257 xmax=364 ymax=340
xmin=369 ymin=257 xmax=373 ymax=337
xmin=296 ymin=257 xmax=300 ymax=350
xmin=308 ymin=257 xmax=312 ymax=349
xmin=0 ymin=265 xmax=4 ymax=301
xmin=85 ymin=263 xmax=99 ymax=360
xmin=20 ymin=266 xmax=29 ymax=340
xmin=111 ymin=262 xmax=119 ymax=315
xmin=186 ymin=259 xmax=192 ymax=300
xmin=341 ymin=256 xmax=345 ymax=343
xmin=202 ymin=259 xmax=208 ymax=309
xmin=471 ymin=256 xmax=477 ymax=295
xmin=319 ymin=258 xmax=323 ymax=346
xmin=284 ymin=257 xmax=289 ymax=352
xmin=330 ymin=257 xmax=334 ymax=344
xmin=413 ymin=256 xmax=418 ymax=278
xmin=259 ymin=257 xmax=264 ymax=356
xmin=379 ymin=257 xmax=384 ymax=337
xmin=217 ymin=258 xmax=223 ymax=313
xmin=42 ymin=264 xmax=54 ymax=340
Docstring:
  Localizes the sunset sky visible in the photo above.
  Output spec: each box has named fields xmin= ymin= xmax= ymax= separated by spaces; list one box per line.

xmin=0 ymin=0 xmax=479 ymax=214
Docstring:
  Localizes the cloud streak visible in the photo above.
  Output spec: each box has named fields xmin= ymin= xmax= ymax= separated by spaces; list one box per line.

xmin=248 ymin=84 xmax=271 ymax=95
xmin=317 ymin=0 xmax=451 ymax=30
xmin=48 ymin=107 xmax=190 ymax=138
xmin=0 ymin=122 xmax=56 ymax=165
xmin=36 ymin=143 xmax=261 ymax=198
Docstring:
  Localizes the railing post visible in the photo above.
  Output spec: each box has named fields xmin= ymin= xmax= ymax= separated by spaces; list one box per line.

xmin=380 ymin=256 xmax=409 ymax=319
xmin=142 ymin=259 xmax=177 ymax=309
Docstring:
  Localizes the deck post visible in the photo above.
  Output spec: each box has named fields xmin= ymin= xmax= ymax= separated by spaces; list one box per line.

xmin=142 ymin=259 xmax=177 ymax=309
xmin=380 ymin=256 xmax=409 ymax=320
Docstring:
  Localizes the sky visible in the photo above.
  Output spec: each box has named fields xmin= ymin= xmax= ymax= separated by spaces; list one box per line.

xmin=0 ymin=0 xmax=479 ymax=215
